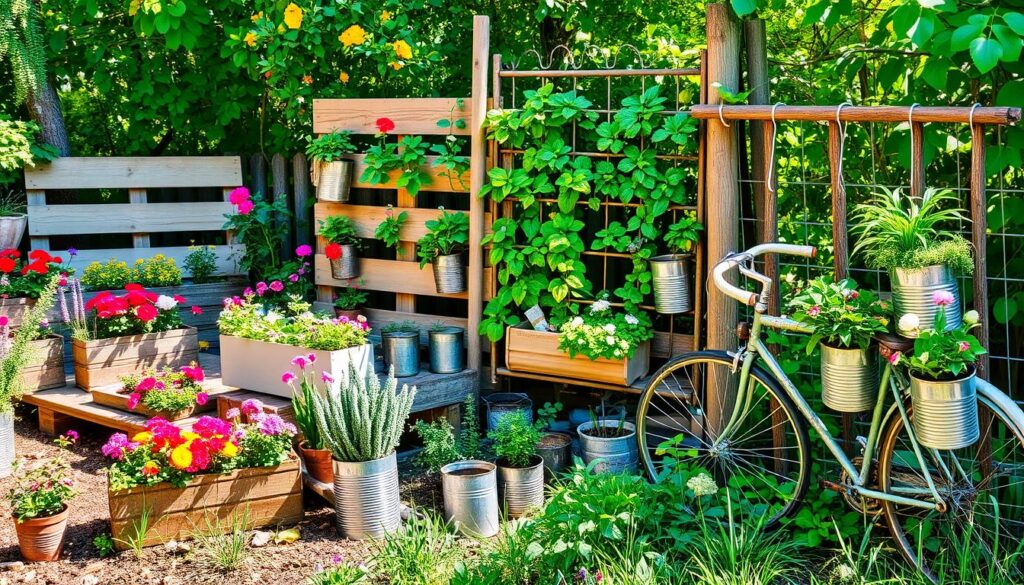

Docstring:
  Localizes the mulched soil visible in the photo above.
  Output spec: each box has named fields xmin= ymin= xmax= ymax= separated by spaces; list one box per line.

xmin=0 ymin=404 xmax=444 ymax=585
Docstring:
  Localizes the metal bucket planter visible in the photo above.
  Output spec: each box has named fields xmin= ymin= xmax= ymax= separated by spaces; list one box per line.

xmin=496 ymin=455 xmax=545 ymax=518
xmin=14 ymin=505 xmax=68 ymax=562
xmin=432 ymin=254 xmax=466 ymax=294
xmin=820 ymin=343 xmax=878 ymax=412
xmin=0 ymin=410 xmax=14 ymax=478
xmin=483 ymin=392 xmax=533 ymax=431
xmin=330 ymin=244 xmax=360 ymax=280
xmin=891 ymin=265 xmax=961 ymax=337
xmin=537 ymin=432 xmax=573 ymax=481
xmin=0 ymin=215 xmax=27 ymax=251
xmin=577 ymin=419 xmax=638 ymax=474
xmin=441 ymin=460 xmax=499 ymax=537
xmin=650 ymin=254 xmax=693 ymax=314
xmin=429 ymin=327 xmax=465 ymax=374
xmin=910 ymin=369 xmax=979 ymax=450
xmin=382 ymin=331 xmax=420 ymax=377
xmin=332 ymin=453 xmax=401 ymax=539
xmin=315 ymin=160 xmax=355 ymax=202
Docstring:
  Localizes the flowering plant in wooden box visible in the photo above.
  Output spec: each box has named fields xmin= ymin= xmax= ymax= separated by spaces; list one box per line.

xmin=555 ymin=294 xmax=652 ymax=361
xmin=119 ymin=363 xmax=209 ymax=413
xmin=0 ymin=249 xmax=70 ymax=299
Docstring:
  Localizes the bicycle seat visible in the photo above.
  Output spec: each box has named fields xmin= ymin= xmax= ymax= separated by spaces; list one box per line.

xmin=875 ymin=333 xmax=913 ymax=358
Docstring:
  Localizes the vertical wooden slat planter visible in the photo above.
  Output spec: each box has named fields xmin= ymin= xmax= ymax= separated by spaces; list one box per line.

xmin=73 ymin=327 xmax=199 ymax=390
xmin=20 ymin=334 xmax=66 ymax=392
xmin=505 ymin=323 xmax=651 ymax=386
xmin=108 ymin=455 xmax=303 ymax=549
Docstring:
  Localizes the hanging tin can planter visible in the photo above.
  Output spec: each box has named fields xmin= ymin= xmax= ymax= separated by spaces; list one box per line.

xmin=649 ymin=254 xmax=694 ymax=314
xmin=432 ymin=254 xmax=466 ymax=294
xmin=382 ymin=330 xmax=420 ymax=377
xmin=891 ymin=265 xmax=961 ymax=337
xmin=314 ymin=160 xmax=355 ymax=203
xmin=428 ymin=326 xmax=465 ymax=374
xmin=330 ymin=244 xmax=360 ymax=280
xmin=332 ymin=453 xmax=402 ymax=539
xmin=441 ymin=460 xmax=499 ymax=537
xmin=820 ymin=343 xmax=878 ymax=412
xmin=909 ymin=369 xmax=979 ymax=450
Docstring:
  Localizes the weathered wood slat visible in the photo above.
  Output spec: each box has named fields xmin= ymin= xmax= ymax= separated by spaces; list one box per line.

xmin=28 ymin=202 xmax=233 ymax=236
xmin=24 ymin=157 xmax=243 ymax=190
xmin=52 ymin=246 xmax=243 ymax=277
xmin=651 ymin=331 xmax=695 ymax=359
xmin=689 ymin=104 xmax=1021 ymax=125
xmin=313 ymin=255 xmax=492 ymax=299
xmin=312 ymin=98 xmax=471 ymax=136
xmin=339 ymin=154 xmax=470 ymax=193
xmin=314 ymin=202 xmax=490 ymax=242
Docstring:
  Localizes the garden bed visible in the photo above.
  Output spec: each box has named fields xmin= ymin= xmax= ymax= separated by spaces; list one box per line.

xmin=73 ymin=327 xmax=200 ymax=391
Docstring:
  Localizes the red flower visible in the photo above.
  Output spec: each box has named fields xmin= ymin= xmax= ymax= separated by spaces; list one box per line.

xmin=28 ymin=250 xmax=52 ymax=263
xmin=191 ymin=305 xmax=203 ymax=315
xmin=181 ymin=364 xmax=205 ymax=382
xmin=375 ymin=117 xmax=395 ymax=133
xmin=136 ymin=304 xmax=159 ymax=323
xmin=0 ymin=257 xmax=15 ymax=274
xmin=0 ymin=249 xmax=19 ymax=258
xmin=85 ymin=291 xmax=114 ymax=311
xmin=20 ymin=260 xmax=49 ymax=275
xmin=325 ymin=242 xmax=343 ymax=261
xmin=174 ymin=295 xmax=186 ymax=304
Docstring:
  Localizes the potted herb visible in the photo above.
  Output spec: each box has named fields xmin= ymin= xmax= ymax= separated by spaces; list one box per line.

xmin=320 ymin=216 xmax=361 ymax=280
xmin=0 ymin=248 xmax=68 ymax=328
xmin=0 ymin=117 xmax=58 ymax=250
xmin=306 ymin=130 xmax=357 ymax=202
xmin=534 ymin=402 xmax=571 ymax=479
xmin=897 ymin=301 xmax=986 ymax=450
xmin=577 ymin=408 xmax=638 ymax=474
xmin=853 ymin=187 xmax=970 ymax=337
xmin=788 ymin=277 xmax=890 ymax=412
xmin=288 ymin=362 xmax=334 ymax=484
xmin=104 ymin=410 xmax=301 ymax=549
xmin=333 ymin=286 xmax=368 ymax=321
xmin=311 ymin=368 xmax=416 ymax=539
xmin=360 ymin=119 xmax=432 ymax=197
xmin=218 ymin=295 xmax=373 ymax=397
xmin=428 ymin=322 xmax=465 ymax=374
xmin=417 ymin=208 xmax=469 ymax=294
xmin=374 ymin=205 xmax=408 ymax=254
xmin=380 ymin=320 xmax=420 ymax=377
xmin=8 ymin=432 xmax=78 ymax=562
xmin=488 ymin=410 xmax=544 ymax=518
xmin=651 ymin=214 xmax=703 ymax=314
xmin=92 ymin=364 xmax=210 ymax=421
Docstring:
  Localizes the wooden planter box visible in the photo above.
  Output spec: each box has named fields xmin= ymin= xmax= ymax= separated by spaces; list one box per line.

xmin=20 ymin=334 xmax=66 ymax=392
xmin=73 ymin=327 xmax=199 ymax=391
xmin=90 ymin=385 xmax=215 ymax=421
xmin=505 ymin=323 xmax=650 ymax=386
xmin=219 ymin=335 xmax=373 ymax=398
xmin=0 ymin=297 xmax=35 ymax=329
xmin=108 ymin=455 xmax=303 ymax=549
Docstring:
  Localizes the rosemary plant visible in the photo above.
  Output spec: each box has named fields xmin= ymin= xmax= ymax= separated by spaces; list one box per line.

xmin=0 ymin=274 xmax=58 ymax=411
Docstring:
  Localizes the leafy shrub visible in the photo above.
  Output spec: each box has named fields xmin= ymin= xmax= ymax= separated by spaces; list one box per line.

xmin=488 ymin=410 xmax=540 ymax=468
xmin=417 ymin=208 xmax=468 ymax=268
xmin=132 ymin=254 xmax=182 ymax=287
xmin=81 ymin=259 xmax=135 ymax=290
xmin=183 ymin=245 xmax=219 ymax=284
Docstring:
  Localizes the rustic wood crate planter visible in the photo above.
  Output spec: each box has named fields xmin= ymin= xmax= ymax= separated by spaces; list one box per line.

xmin=505 ymin=323 xmax=651 ymax=386
xmin=0 ymin=297 xmax=35 ymax=329
xmin=219 ymin=334 xmax=373 ymax=398
xmin=89 ymin=385 xmax=215 ymax=421
xmin=108 ymin=455 xmax=303 ymax=549
xmin=20 ymin=334 xmax=66 ymax=392
xmin=73 ymin=327 xmax=199 ymax=391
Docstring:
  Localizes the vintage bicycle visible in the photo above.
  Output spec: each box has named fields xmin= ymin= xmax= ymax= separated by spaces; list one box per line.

xmin=636 ymin=243 xmax=1024 ymax=582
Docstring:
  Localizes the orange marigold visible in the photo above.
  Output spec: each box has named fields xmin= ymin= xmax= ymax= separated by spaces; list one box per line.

xmin=393 ymin=39 xmax=412 ymax=60
xmin=283 ymin=3 xmax=303 ymax=29
xmin=339 ymin=71 xmax=350 ymax=84
xmin=244 ymin=31 xmax=257 ymax=47
xmin=339 ymin=24 xmax=366 ymax=47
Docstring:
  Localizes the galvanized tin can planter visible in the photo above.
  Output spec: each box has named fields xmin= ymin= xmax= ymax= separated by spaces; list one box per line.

xmin=441 ymin=460 xmax=499 ymax=537
xmin=483 ymin=392 xmax=533 ymax=431
xmin=891 ymin=265 xmax=961 ymax=337
xmin=432 ymin=254 xmax=466 ymax=294
xmin=650 ymin=254 xmax=694 ymax=314
xmin=537 ymin=432 xmax=573 ymax=481
xmin=820 ymin=343 xmax=878 ymax=412
xmin=14 ymin=505 xmax=68 ymax=562
xmin=577 ymin=420 xmax=638 ymax=474
xmin=330 ymin=244 xmax=360 ymax=280
xmin=382 ymin=331 xmax=420 ymax=377
xmin=909 ymin=369 xmax=979 ymax=450
xmin=0 ymin=410 xmax=14 ymax=479
xmin=315 ymin=160 xmax=355 ymax=202
xmin=429 ymin=327 xmax=465 ymax=374
xmin=496 ymin=455 xmax=545 ymax=518
xmin=333 ymin=453 xmax=402 ymax=540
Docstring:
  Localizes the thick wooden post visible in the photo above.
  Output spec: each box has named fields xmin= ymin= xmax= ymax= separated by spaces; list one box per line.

xmin=292 ymin=153 xmax=312 ymax=251
xmin=272 ymin=154 xmax=292 ymax=261
xmin=745 ymin=19 xmax=769 ymax=243
xmin=467 ymin=15 xmax=490 ymax=375
xmin=705 ymin=3 xmax=741 ymax=433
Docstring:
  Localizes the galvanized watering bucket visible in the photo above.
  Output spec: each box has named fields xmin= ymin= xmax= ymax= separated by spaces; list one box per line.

xmin=330 ymin=244 xmax=360 ymax=280
xmin=332 ymin=453 xmax=402 ymax=539
xmin=650 ymin=254 xmax=693 ymax=314
xmin=382 ymin=331 xmax=420 ymax=378
xmin=315 ymin=160 xmax=355 ymax=202
xmin=0 ymin=410 xmax=14 ymax=478
xmin=441 ymin=460 xmax=499 ymax=537
xmin=428 ymin=327 xmax=465 ymax=374
xmin=577 ymin=419 xmax=638 ymax=474
xmin=483 ymin=392 xmax=533 ymax=431
xmin=432 ymin=254 xmax=466 ymax=294
xmin=820 ymin=343 xmax=878 ymax=412
xmin=909 ymin=370 xmax=979 ymax=450
xmin=891 ymin=265 xmax=961 ymax=337
xmin=497 ymin=455 xmax=545 ymax=518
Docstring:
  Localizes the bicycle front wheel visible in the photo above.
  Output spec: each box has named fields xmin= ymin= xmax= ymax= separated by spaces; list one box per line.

xmin=878 ymin=390 xmax=1024 ymax=583
xmin=636 ymin=351 xmax=810 ymax=528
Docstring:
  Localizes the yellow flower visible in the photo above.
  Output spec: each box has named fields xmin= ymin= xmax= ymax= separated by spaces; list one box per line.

xmin=132 ymin=431 xmax=153 ymax=444
xmin=170 ymin=443 xmax=193 ymax=470
xmin=380 ymin=10 xmax=392 ymax=22
xmin=222 ymin=442 xmax=239 ymax=457
xmin=392 ymin=39 xmax=412 ymax=60
xmin=244 ymin=32 xmax=257 ymax=47
xmin=277 ymin=23 xmax=285 ymax=34
xmin=302 ymin=74 xmax=313 ymax=84
xmin=283 ymin=3 xmax=303 ymax=29
xmin=128 ymin=0 xmax=141 ymax=16
xmin=389 ymin=61 xmax=404 ymax=71
xmin=182 ymin=431 xmax=200 ymax=441
xmin=251 ymin=11 xmax=263 ymax=23
xmin=339 ymin=24 xmax=366 ymax=47
xmin=339 ymin=71 xmax=350 ymax=84
xmin=198 ymin=340 xmax=211 ymax=351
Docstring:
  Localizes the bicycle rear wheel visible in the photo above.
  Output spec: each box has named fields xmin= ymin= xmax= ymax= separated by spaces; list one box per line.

xmin=636 ymin=351 xmax=810 ymax=528
xmin=878 ymin=390 xmax=1024 ymax=583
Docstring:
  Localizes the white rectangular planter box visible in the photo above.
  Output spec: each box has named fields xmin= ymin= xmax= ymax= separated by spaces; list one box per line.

xmin=219 ymin=335 xmax=374 ymax=398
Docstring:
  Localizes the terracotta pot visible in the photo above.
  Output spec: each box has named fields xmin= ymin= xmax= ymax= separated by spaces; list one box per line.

xmin=334 ymin=308 xmax=362 ymax=321
xmin=300 ymin=442 xmax=335 ymax=484
xmin=14 ymin=505 xmax=68 ymax=562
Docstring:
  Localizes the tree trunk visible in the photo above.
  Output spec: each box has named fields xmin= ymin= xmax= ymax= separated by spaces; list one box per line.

xmin=25 ymin=77 xmax=70 ymax=157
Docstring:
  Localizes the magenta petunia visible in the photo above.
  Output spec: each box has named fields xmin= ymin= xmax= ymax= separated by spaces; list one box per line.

xmin=281 ymin=371 xmax=298 ymax=384
xmin=196 ymin=392 xmax=209 ymax=406
xmin=240 ymin=398 xmax=265 ymax=416
xmin=295 ymin=244 xmax=313 ymax=257
xmin=269 ymin=280 xmax=284 ymax=292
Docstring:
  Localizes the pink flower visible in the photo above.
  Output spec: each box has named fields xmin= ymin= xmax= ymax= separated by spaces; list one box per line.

xmin=269 ymin=280 xmax=284 ymax=292
xmin=240 ymin=398 xmax=264 ymax=417
xmin=889 ymin=352 xmax=902 ymax=366
xmin=136 ymin=376 xmax=157 ymax=392
xmin=933 ymin=291 xmax=955 ymax=307
xmin=290 ymin=355 xmax=308 ymax=370
xmin=282 ymin=371 xmax=297 ymax=384
xmin=243 ymin=287 xmax=254 ymax=297
xmin=191 ymin=305 xmax=203 ymax=315
xmin=58 ymin=273 xmax=68 ymax=287
xmin=228 ymin=187 xmax=251 ymax=205
xmin=807 ymin=305 xmax=821 ymax=317
xmin=306 ymin=353 xmax=316 ymax=364
xmin=195 ymin=392 xmax=209 ymax=406
xmin=255 ymin=282 xmax=269 ymax=295
xmin=0 ymin=316 xmax=9 ymax=328
xmin=295 ymin=244 xmax=313 ymax=257
xmin=289 ymin=274 xmax=299 ymax=283
xmin=180 ymin=365 xmax=205 ymax=382
xmin=126 ymin=393 xmax=142 ymax=410
xmin=959 ymin=341 xmax=970 ymax=352
xmin=225 ymin=407 xmax=240 ymax=420
xmin=321 ymin=371 xmax=334 ymax=384
xmin=236 ymin=199 xmax=254 ymax=215
xmin=65 ymin=430 xmax=79 ymax=443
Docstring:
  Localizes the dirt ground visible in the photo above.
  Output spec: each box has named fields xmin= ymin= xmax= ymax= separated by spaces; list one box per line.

xmin=0 ymin=404 xmax=444 ymax=585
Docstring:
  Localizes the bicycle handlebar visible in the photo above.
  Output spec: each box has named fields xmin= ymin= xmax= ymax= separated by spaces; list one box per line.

xmin=712 ymin=243 xmax=817 ymax=306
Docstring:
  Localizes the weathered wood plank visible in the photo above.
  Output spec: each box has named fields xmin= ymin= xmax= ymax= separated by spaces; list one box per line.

xmin=53 ymin=245 xmax=244 ymax=277
xmin=342 ymin=154 xmax=470 ymax=193
xmin=314 ymin=203 xmax=490 ymax=244
xmin=28 ymin=202 xmax=233 ymax=236
xmin=313 ymin=255 xmax=492 ymax=299
xmin=24 ymin=157 xmax=243 ymax=190
xmin=312 ymin=98 xmax=471 ymax=136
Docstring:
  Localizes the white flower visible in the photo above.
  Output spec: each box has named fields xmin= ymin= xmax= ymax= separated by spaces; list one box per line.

xmin=964 ymin=310 xmax=980 ymax=325
xmin=624 ymin=314 xmax=639 ymax=325
xmin=590 ymin=299 xmax=611 ymax=313
xmin=606 ymin=335 xmax=616 ymax=345
xmin=603 ymin=323 xmax=616 ymax=334
xmin=686 ymin=473 xmax=719 ymax=497
xmin=265 ymin=311 xmax=283 ymax=323
xmin=619 ymin=340 xmax=629 ymax=349
xmin=154 ymin=295 xmax=178 ymax=311
xmin=571 ymin=316 xmax=584 ymax=327
xmin=898 ymin=313 xmax=920 ymax=332
xmin=296 ymin=96 xmax=306 ymax=104
xmin=614 ymin=349 xmax=622 ymax=357
xmin=834 ymin=564 xmax=856 ymax=582
xmin=918 ymin=351 xmax=929 ymax=364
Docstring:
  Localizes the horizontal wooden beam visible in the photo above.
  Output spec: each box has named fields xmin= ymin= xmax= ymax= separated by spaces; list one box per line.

xmin=24 ymin=157 xmax=243 ymax=190
xmin=55 ymin=245 xmax=244 ymax=277
xmin=499 ymin=67 xmax=701 ymax=79
xmin=689 ymin=104 xmax=1021 ymax=125
xmin=28 ymin=202 xmax=233 ymax=236
xmin=313 ymin=98 xmax=471 ymax=136
xmin=314 ymin=203 xmax=490 ymax=242
xmin=314 ymin=255 xmax=492 ymax=299
xmin=345 ymin=154 xmax=470 ymax=193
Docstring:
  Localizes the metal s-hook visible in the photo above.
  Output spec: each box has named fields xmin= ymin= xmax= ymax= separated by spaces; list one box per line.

xmin=908 ymin=102 xmax=920 ymax=193
xmin=968 ymin=102 xmax=981 ymax=127
xmin=718 ymin=102 xmax=731 ymax=128
xmin=766 ymin=102 xmax=785 ymax=195
xmin=834 ymin=102 xmax=852 ymax=189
